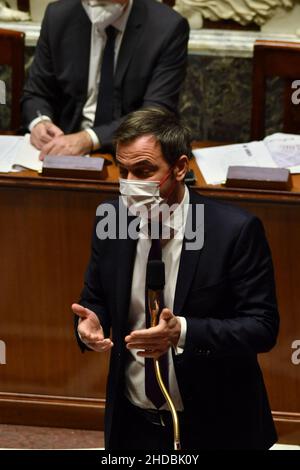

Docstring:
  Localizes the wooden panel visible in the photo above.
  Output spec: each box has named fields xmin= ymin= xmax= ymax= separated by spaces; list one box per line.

xmin=251 ymin=40 xmax=300 ymax=140
xmin=0 ymin=183 xmax=116 ymax=428
xmin=0 ymin=28 xmax=25 ymax=132
xmin=0 ymin=392 xmax=104 ymax=430
xmin=273 ymin=413 xmax=300 ymax=445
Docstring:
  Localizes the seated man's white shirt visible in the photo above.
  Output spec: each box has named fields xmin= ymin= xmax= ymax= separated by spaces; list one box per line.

xmin=81 ymin=0 xmax=133 ymax=148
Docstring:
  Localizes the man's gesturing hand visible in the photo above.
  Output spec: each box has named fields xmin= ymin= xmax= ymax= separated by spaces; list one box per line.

xmin=72 ymin=303 xmax=113 ymax=352
xmin=125 ymin=308 xmax=181 ymax=359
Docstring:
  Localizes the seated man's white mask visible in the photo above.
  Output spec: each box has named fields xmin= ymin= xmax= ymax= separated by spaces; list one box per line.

xmin=82 ymin=0 xmax=125 ymax=26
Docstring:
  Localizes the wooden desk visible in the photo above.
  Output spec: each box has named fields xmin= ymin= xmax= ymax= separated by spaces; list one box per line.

xmin=0 ymin=156 xmax=300 ymax=443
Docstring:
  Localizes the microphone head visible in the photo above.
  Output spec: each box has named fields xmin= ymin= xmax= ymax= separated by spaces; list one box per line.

xmin=146 ymin=260 xmax=165 ymax=290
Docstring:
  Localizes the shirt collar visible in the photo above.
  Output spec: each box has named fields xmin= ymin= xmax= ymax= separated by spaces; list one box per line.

xmin=139 ymin=185 xmax=190 ymax=239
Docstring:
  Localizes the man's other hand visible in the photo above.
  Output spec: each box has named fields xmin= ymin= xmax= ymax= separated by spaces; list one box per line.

xmin=125 ymin=308 xmax=181 ymax=359
xmin=72 ymin=303 xmax=113 ymax=352
xmin=39 ymin=131 xmax=93 ymax=160
xmin=30 ymin=121 xmax=64 ymax=150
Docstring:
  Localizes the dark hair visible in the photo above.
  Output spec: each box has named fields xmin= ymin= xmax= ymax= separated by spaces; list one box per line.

xmin=114 ymin=107 xmax=192 ymax=165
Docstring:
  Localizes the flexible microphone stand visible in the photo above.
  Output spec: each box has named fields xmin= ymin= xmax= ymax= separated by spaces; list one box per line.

xmin=146 ymin=259 xmax=181 ymax=451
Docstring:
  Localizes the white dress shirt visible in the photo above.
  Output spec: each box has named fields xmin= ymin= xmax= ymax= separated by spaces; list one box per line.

xmin=125 ymin=186 xmax=190 ymax=411
xmin=29 ymin=0 xmax=133 ymax=150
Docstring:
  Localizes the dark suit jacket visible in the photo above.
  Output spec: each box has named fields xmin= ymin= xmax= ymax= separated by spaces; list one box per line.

xmin=21 ymin=0 xmax=189 ymax=150
xmin=77 ymin=189 xmax=279 ymax=450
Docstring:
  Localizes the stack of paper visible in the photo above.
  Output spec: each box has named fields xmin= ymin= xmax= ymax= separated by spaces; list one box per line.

xmin=264 ymin=133 xmax=300 ymax=174
xmin=193 ymin=133 xmax=300 ymax=185
xmin=193 ymin=141 xmax=277 ymax=185
xmin=0 ymin=134 xmax=42 ymax=173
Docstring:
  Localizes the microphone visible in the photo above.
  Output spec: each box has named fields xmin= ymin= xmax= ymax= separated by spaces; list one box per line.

xmin=146 ymin=260 xmax=165 ymax=327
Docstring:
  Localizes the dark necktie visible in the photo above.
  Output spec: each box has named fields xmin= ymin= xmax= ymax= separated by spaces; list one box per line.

xmin=94 ymin=25 xmax=116 ymax=126
xmin=144 ymin=228 xmax=169 ymax=409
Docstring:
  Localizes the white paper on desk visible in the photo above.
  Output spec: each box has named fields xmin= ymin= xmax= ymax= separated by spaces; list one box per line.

xmin=13 ymin=134 xmax=42 ymax=172
xmin=264 ymin=133 xmax=300 ymax=169
xmin=289 ymin=165 xmax=300 ymax=174
xmin=0 ymin=136 xmax=24 ymax=172
xmin=193 ymin=141 xmax=277 ymax=185
xmin=0 ymin=134 xmax=41 ymax=172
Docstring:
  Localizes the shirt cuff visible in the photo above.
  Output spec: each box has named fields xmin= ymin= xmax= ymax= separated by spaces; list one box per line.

xmin=29 ymin=115 xmax=52 ymax=132
xmin=174 ymin=316 xmax=187 ymax=355
xmin=85 ymin=128 xmax=101 ymax=151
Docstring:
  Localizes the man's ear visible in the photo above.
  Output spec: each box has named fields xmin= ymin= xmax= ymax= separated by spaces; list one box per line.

xmin=174 ymin=155 xmax=189 ymax=182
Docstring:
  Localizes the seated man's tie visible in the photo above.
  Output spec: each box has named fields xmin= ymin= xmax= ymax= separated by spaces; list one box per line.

xmin=94 ymin=25 xmax=116 ymax=126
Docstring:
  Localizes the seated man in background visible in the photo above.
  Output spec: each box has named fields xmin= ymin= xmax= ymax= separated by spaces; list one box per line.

xmin=21 ymin=0 xmax=189 ymax=159
xmin=73 ymin=106 xmax=279 ymax=450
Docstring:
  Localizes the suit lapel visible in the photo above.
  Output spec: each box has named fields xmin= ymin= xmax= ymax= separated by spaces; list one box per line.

xmin=115 ymin=232 xmax=138 ymax=334
xmin=70 ymin=3 xmax=91 ymax=100
xmin=115 ymin=0 xmax=144 ymax=88
xmin=173 ymin=193 xmax=205 ymax=315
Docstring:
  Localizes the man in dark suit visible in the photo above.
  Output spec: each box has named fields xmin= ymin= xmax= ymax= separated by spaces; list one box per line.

xmin=72 ymin=107 xmax=279 ymax=450
xmin=21 ymin=0 xmax=189 ymax=158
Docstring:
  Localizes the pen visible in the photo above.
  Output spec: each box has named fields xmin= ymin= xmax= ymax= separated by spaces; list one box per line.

xmin=36 ymin=110 xmax=51 ymax=127
xmin=37 ymin=110 xmax=45 ymax=122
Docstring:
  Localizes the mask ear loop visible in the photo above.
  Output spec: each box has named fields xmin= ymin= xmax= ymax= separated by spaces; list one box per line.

xmin=159 ymin=166 xmax=177 ymax=200
xmin=158 ymin=168 xmax=172 ymax=188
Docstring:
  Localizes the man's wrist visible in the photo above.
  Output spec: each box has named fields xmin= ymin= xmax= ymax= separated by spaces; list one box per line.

xmin=173 ymin=316 xmax=187 ymax=355
xmin=84 ymin=128 xmax=101 ymax=151
xmin=81 ymin=130 xmax=95 ymax=154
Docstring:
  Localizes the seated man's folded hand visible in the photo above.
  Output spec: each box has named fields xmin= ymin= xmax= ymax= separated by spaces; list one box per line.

xmin=39 ymin=131 xmax=93 ymax=160
xmin=31 ymin=121 xmax=64 ymax=150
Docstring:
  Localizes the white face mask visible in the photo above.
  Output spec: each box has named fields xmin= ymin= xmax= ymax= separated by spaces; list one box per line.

xmin=119 ymin=178 xmax=164 ymax=218
xmin=82 ymin=1 xmax=124 ymax=26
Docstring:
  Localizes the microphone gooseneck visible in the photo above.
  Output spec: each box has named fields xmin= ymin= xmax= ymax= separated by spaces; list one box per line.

xmin=146 ymin=260 xmax=181 ymax=451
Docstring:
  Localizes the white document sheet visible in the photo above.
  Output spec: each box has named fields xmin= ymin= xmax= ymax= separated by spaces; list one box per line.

xmin=193 ymin=141 xmax=277 ymax=185
xmin=289 ymin=165 xmax=300 ymax=174
xmin=264 ymin=133 xmax=300 ymax=171
xmin=0 ymin=134 xmax=41 ymax=173
xmin=13 ymin=134 xmax=42 ymax=172
xmin=0 ymin=136 xmax=23 ymax=172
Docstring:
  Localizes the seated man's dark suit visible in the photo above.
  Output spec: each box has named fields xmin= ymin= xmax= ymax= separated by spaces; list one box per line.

xmin=77 ymin=189 xmax=279 ymax=450
xmin=21 ymin=0 xmax=189 ymax=150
